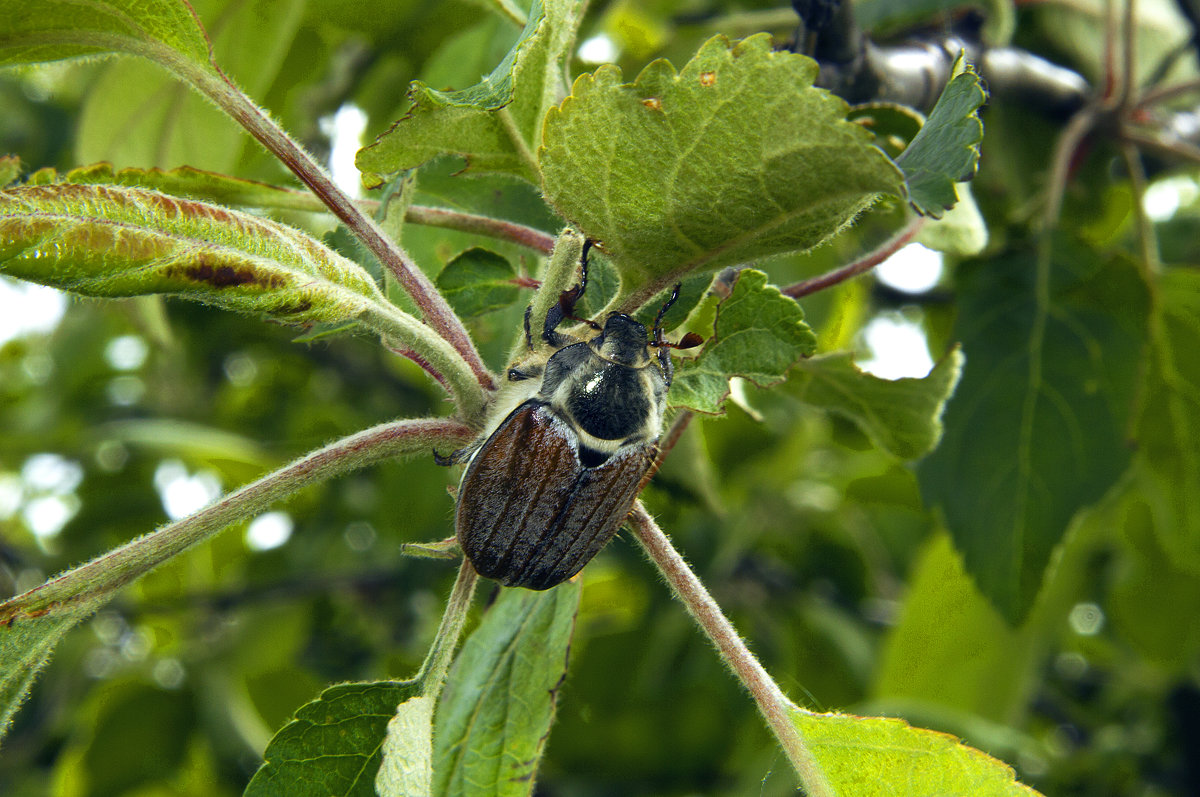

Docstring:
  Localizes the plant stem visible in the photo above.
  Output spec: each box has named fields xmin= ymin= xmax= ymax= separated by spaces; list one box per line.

xmin=184 ymin=63 xmax=495 ymax=394
xmin=406 ymin=206 xmax=556 ymax=254
xmin=417 ymin=560 xmax=479 ymax=699
xmin=628 ymin=503 xmax=835 ymax=797
xmin=0 ymin=418 xmax=473 ymax=620
xmin=783 ymin=217 xmax=926 ymax=299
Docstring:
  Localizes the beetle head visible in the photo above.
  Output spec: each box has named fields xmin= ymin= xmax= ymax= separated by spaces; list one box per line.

xmin=590 ymin=313 xmax=653 ymax=368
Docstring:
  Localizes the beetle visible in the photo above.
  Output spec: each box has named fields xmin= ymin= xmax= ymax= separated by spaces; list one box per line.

xmin=449 ymin=244 xmax=701 ymax=590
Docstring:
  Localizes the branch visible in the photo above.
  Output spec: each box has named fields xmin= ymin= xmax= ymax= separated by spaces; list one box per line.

xmin=783 ymin=216 xmax=926 ymax=298
xmin=629 ymin=504 xmax=835 ymax=796
xmin=0 ymin=418 xmax=473 ymax=621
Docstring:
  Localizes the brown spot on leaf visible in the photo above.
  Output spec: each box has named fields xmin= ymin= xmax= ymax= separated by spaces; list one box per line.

xmin=641 ymin=97 xmax=663 ymax=111
xmin=171 ymin=257 xmax=285 ymax=289
xmin=699 ymin=71 xmax=716 ymax=87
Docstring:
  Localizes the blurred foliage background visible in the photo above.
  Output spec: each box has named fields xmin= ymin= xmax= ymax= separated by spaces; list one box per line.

xmin=2 ymin=0 xmax=1199 ymax=794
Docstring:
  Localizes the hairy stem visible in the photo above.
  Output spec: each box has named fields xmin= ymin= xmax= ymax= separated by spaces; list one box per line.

xmin=406 ymin=206 xmax=556 ymax=254
xmin=783 ymin=217 xmax=926 ymax=298
xmin=417 ymin=560 xmax=479 ymax=699
xmin=0 ymin=419 xmax=474 ymax=620
xmin=629 ymin=504 xmax=835 ymax=797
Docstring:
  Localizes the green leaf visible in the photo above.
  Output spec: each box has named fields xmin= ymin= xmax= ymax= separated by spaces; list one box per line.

xmin=357 ymin=0 xmax=585 ymax=184
xmin=436 ymin=247 xmax=520 ymax=318
xmin=245 ymin=681 xmax=420 ymax=797
xmin=874 ymin=534 xmax=1030 ymax=721
xmin=916 ymin=182 xmax=988 ymax=256
xmin=790 ymin=347 xmax=963 ymax=461
xmin=793 ymin=707 xmax=1041 ymax=796
xmin=918 ymin=241 xmax=1150 ymax=622
xmin=27 ymin=162 xmax=325 ymax=213
xmin=74 ymin=0 xmax=306 ymax=172
xmin=670 ymin=270 xmax=817 ymax=415
xmin=433 ymin=582 xmax=581 ymax=797
xmin=895 ymin=56 xmax=986 ymax=218
xmin=0 ymin=183 xmax=384 ymax=326
xmin=1131 ymin=268 xmax=1200 ymax=568
xmin=0 ymin=0 xmax=211 ymax=68
xmin=540 ymin=34 xmax=905 ymax=302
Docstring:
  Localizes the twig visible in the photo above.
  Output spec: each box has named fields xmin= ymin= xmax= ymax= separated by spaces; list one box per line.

xmin=782 ymin=217 xmax=927 ymax=299
xmin=629 ymin=504 xmax=835 ymax=797
xmin=1118 ymin=140 xmax=1161 ymax=277
xmin=406 ymin=206 xmax=556 ymax=254
xmin=417 ymin=559 xmax=478 ymax=698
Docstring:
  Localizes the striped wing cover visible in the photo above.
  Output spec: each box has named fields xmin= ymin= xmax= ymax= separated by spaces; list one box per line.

xmin=456 ymin=401 xmax=655 ymax=590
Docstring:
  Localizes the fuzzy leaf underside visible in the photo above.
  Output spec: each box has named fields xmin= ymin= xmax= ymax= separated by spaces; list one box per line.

xmin=795 ymin=708 xmax=1041 ymax=795
xmin=0 ymin=0 xmax=211 ymax=67
xmin=25 ymin=163 xmax=324 ymax=214
xmin=540 ymin=34 xmax=906 ymax=299
xmin=0 ymin=183 xmax=385 ymax=326
xmin=895 ymin=56 xmax=987 ymax=217
xmin=245 ymin=681 xmax=421 ymax=797
xmin=670 ymin=269 xmax=817 ymax=414
xmin=433 ymin=583 xmax=580 ymax=797
xmin=791 ymin=348 xmax=963 ymax=461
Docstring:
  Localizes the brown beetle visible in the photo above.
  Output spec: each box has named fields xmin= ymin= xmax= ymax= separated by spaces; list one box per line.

xmin=451 ymin=245 xmax=699 ymax=589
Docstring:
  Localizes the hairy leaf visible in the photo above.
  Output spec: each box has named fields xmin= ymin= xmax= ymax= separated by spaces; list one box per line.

xmin=27 ymin=163 xmax=324 ymax=213
xmin=790 ymin=347 xmax=963 ymax=461
xmin=794 ymin=707 xmax=1041 ymax=795
xmin=671 ymin=270 xmax=817 ymax=415
xmin=540 ymin=34 xmax=905 ymax=302
xmin=0 ymin=0 xmax=211 ymax=68
xmin=357 ymin=0 xmax=584 ymax=183
xmin=895 ymin=56 xmax=986 ymax=217
xmin=436 ymin=247 xmax=520 ymax=318
xmin=433 ymin=583 xmax=580 ymax=797
xmin=0 ymin=183 xmax=384 ymax=326
xmin=919 ymin=241 xmax=1149 ymax=622
xmin=245 ymin=681 xmax=420 ymax=797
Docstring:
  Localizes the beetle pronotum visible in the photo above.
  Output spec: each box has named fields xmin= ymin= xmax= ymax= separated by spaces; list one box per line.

xmin=448 ymin=243 xmax=700 ymax=590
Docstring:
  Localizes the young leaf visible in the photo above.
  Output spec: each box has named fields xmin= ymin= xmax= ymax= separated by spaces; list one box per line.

xmin=0 ymin=183 xmax=384 ymax=326
xmin=27 ymin=163 xmax=326 ymax=214
xmin=433 ymin=582 xmax=581 ymax=797
xmin=245 ymin=681 xmax=421 ymax=797
xmin=0 ymin=0 xmax=212 ymax=69
xmin=436 ymin=248 xmax=521 ymax=318
xmin=895 ymin=56 xmax=987 ymax=218
xmin=789 ymin=347 xmax=963 ymax=461
xmin=793 ymin=708 xmax=1041 ymax=796
xmin=540 ymin=34 xmax=906 ymax=302
xmin=357 ymin=0 xmax=585 ymax=184
xmin=918 ymin=241 xmax=1150 ymax=622
xmin=670 ymin=270 xmax=817 ymax=415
